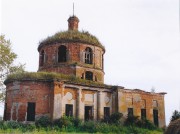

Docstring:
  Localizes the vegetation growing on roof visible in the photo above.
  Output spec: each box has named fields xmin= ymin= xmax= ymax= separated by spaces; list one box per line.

xmin=4 ymin=72 xmax=112 ymax=88
xmin=38 ymin=30 xmax=105 ymax=50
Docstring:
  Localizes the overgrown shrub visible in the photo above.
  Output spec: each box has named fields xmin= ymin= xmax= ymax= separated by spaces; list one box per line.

xmin=0 ymin=121 xmax=5 ymax=129
xmin=80 ymin=121 xmax=96 ymax=133
xmin=137 ymin=118 xmax=157 ymax=130
xmin=170 ymin=110 xmax=180 ymax=122
xmin=5 ymin=121 xmax=22 ymax=129
xmin=72 ymin=118 xmax=82 ymax=127
xmin=124 ymin=115 xmax=139 ymax=126
xmin=95 ymin=122 xmax=119 ymax=133
xmin=0 ymin=120 xmax=162 ymax=133
xmin=109 ymin=112 xmax=123 ymax=124
xmin=35 ymin=116 xmax=51 ymax=127
xmin=23 ymin=123 xmax=36 ymax=132
xmin=53 ymin=116 xmax=73 ymax=128
xmin=124 ymin=115 xmax=157 ymax=130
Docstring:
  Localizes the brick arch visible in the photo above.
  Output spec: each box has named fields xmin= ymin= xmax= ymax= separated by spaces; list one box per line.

xmin=40 ymin=50 xmax=45 ymax=66
xmin=58 ymin=45 xmax=67 ymax=62
xmin=84 ymin=47 xmax=93 ymax=64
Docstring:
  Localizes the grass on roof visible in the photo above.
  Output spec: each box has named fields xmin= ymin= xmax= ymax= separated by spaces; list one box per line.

xmin=39 ymin=30 xmax=105 ymax=50
xmin=5 ymin=72 xmax=112 ymax=88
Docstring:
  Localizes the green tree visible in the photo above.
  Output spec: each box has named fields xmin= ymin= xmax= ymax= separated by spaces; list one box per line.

xmin=0 ymin=35 xmax=25 ymax=102
xmin=171 ymin=110 xmax=180 ymax=122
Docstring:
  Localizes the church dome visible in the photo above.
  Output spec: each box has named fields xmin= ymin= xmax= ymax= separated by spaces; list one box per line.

xmin=38 ymin=30 xmax=105 ymax=51
xmin=37 ymin=16 xmax=105 ymax=83
xmin=38 ymin=16 xmax=105 ymax=51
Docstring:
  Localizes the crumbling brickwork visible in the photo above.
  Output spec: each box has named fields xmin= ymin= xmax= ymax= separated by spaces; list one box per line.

xmin=4 ymin=15 xmax=166 ymax=128
xmin=38 ymin=43 xmax=105 ymax=83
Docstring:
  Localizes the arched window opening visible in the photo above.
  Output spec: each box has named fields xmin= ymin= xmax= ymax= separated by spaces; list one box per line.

xmin=40 ymin=50 xmax=45 ymax=66
xmin=58 ymin=45 xmax=67 ymax=62
xmin=85 ymin=47 xmax=93 ymax=64
xmin=85 ymin=71 xmax=93 ymax=81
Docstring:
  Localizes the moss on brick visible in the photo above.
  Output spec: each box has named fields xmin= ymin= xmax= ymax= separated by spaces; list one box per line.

xmin=38 ymin=30 xmax=105 ymax=51
xmin=4 ymin=72 xmax=112 ymax=88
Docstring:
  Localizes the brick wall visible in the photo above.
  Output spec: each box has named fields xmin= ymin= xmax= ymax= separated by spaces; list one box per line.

xmin=5 ymin=80 xmax=51 ymax=121
xmin=38 ymin=42 xmax=105 ymax=83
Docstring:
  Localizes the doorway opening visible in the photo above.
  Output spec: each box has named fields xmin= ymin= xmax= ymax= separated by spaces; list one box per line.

xmin=27 ymin=102 xmax=36 ymax=121
xmin=85 ymin=106 xmax=93 ymax=120
xmin=128 ymin=108 xmax=133 ymax=117
xmin=153 ymin=109 xmax=159 ymax=127
xmin=66 ymin=104 xmax=73 ymax=117
xmin=104 ymin=107 xmax=110 ymax=120
xmin=141 ymin=109 xmax=146 ymax=120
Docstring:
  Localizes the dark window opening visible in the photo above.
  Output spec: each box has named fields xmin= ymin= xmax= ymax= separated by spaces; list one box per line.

xmin=58 ymin=46 xmax=67 ymax=62
xmin=128 ymin=108 xmax=133 ymax=117
xmin=85 ymin=47 xmax=93 ymax=64
xmin=40 ymin=50 xmax=45 ymax=66
xmin=141 ymin=109 xmax=146 ymax=120
xmin=27 ymin=102 xmax=36 ymax=121
xmin=104 ymin=107 xmax=110 ymax=120
xmin=85 ymin=71 xmax=93 ymax=81
xmin=153 ymin=109 xmax=159 ymax=127
xmin=66 ymin=104 xmax=73 ymax=117
xmin=85 ymin=106 xmax=93 ymax=120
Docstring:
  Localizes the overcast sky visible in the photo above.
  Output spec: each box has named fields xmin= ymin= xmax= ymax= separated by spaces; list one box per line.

xmin=0 ymin=0 xmax=179 ymax=125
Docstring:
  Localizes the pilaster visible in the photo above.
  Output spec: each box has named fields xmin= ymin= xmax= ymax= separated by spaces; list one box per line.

xmin=97 ymin=91 xmax=103 ymax=120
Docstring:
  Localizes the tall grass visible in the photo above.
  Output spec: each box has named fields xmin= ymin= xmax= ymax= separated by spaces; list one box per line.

xmin=0 ymin=116 xmax=163 ymax=134
xmin=39 ymin=30 xmax=105 ymax=50
xmin=5 ymin=71 xmax=112 ymax=88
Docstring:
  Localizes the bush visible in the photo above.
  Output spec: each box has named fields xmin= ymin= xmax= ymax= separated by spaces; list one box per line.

xmin=5 ymin=121 xmax=22 ymax=129
xmin=124 ymin=115 xmax=139 ymax=126
xmin=140 ymin=119 xmax=156 ymax=130
xmin=81 ymin=121 xmax=96 ymax=133
xmin=124 ymin=115 xmax=157 ymax=130
xmin=108 ymin=112 xmax=123 ymax=124
xmin=170 ymin=110 xmax=180 ymax=122
xmin=22 ymin=123 xmax=36 ymax=132
xmin=95 ymin=122 xmax=119 ymax=133
xmin=53 ymin=116 xmax=73 ymax=128
xmin=72 ymin=118 xmax=82 ymax=127
xmin=0 ymin=121 xmax=4 ymax=129
xmin=35 ymin=116 xmax=51 ymax=127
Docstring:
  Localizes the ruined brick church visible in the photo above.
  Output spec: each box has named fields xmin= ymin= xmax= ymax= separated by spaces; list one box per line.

xmin=4 ymin=15 xmax=166 ymax=127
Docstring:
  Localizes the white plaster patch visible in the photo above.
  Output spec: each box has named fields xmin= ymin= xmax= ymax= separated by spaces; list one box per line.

xmin=85 ymin=94 xmax=93 ymax=102
xmin=12 ymin=81 xmax=20 ymax=90
xmin=66 ymin=92 xmax=73 ymax=101
xmin=105 ymin=96 xmax=110 ymax=103
xmin=134 ymin=95 xmax=141 ymax=102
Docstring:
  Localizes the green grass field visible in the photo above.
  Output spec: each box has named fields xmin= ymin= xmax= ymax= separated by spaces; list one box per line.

xmin=0 ymin=127 xmax=163 ymax=134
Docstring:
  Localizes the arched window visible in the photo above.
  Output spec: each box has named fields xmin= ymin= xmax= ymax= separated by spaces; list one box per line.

xmin=40 ymin=50 xmax=45 ymax=66
xmin=85 ymin=47 xmax=93 ymax=64
xmin=85 ymin=71 xmax=93 ymax=81
xmin=58 ymin=46 xmax=67 ymax=62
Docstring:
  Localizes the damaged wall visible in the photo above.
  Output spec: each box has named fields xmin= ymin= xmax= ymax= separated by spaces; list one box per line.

xmin=5 ymin=80 xmax=51 ymax=121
